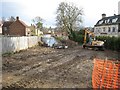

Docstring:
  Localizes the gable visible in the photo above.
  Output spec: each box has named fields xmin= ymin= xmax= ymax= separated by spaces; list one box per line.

xmin=9 ymin=20 xmax=27 ymax=28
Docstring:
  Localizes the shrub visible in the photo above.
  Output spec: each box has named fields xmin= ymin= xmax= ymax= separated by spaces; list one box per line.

xmin=96 ymin=36 xmax=120 ymax=51
xmin=69 ymin=30 xmax=86 ymax=45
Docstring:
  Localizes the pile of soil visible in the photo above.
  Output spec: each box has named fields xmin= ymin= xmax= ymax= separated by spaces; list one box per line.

xmin=60 ymin=39 xmax=78 ymax=47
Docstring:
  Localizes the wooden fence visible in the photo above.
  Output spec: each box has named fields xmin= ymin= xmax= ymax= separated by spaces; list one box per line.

xmin=1 ymin=36 xmax=41 ymax=54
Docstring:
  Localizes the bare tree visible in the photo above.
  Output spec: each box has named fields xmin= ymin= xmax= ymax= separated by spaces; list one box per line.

xmin=32 ymin=16 xmax=43 ymax=30
xmin=1 ymin=17 xmax=6 ymax=23
xmin=8 ymin=16 xmax=16 ymax=21
xmin=56 ymin=2 xmax=83 ymax=38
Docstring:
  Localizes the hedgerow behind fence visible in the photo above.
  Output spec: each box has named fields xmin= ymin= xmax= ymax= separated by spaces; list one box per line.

xmin=96 ymin=36 xmax=120 ymax=51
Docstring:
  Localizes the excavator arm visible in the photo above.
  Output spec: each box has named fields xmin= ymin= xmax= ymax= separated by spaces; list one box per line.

xmin=83 ymin=29 xmax=95 ymax=45
xmin=83 ymin=29 xmax=104 ymax=50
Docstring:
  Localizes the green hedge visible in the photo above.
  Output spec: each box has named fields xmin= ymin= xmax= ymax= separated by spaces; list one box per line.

xmin=69 ymin=30 xmax=120 ymax=51
xmin=96 ymin=36 xmax=120 ymax=51
xmin=69 ymin=30 xmax=85 ymax=44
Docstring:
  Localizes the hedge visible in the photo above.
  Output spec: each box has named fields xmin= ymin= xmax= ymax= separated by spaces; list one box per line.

xmin=96 ymin=36 xmax=120 ymax=51
xmin=69 ymin=30 xmax=85 ymax=45
xmin=69 ymin=30 xmax=120 ymax=51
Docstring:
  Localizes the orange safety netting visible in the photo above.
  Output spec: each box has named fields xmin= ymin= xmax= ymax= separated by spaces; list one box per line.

xmin=92 ymin=58 xmax=120 ymax=88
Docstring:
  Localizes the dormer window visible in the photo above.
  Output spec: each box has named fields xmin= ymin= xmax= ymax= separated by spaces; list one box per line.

xmin=112 ymin=18 xmax=118 ymax=23
xmin=107 ymin=19 xmax=110 ymax=23
xmin=99 ymin=20 xmax=103 ymax=24
xmin=105 ymin=20 xmax=107 ymax=23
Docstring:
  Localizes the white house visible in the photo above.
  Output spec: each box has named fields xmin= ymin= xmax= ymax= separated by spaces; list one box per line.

xmin=94 ymin=14 xmax=120 ymax=37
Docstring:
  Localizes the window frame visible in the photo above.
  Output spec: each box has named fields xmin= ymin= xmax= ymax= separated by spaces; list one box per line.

xmin=112 ymin=27 xmax=115 ymax=32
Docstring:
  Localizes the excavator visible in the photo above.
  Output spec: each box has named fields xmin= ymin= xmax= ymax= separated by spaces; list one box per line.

xmin=82 ymin=29 xmax=105 ymax=50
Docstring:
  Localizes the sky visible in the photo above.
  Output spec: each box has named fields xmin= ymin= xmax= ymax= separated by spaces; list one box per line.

xmin=0 ymin=0 xmax=120 ymax=28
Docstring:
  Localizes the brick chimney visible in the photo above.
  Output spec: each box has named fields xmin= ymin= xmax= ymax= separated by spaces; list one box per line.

xmin=102 ymin=14 xmax=106 ymax=18
xmin=16 ymin=16 xmax=19 ymax=20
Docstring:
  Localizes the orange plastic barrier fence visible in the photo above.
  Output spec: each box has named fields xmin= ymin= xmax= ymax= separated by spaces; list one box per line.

xmin=92 ymin=58 xmax=120 ymax=88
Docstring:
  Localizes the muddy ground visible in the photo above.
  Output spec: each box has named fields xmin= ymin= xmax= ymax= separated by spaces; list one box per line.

xmin=2 ymin=46 xmax=119 ymax=88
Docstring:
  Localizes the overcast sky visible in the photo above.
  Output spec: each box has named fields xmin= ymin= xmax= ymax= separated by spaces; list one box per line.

xmin=0 ymin=0 xmax=120 ymax=28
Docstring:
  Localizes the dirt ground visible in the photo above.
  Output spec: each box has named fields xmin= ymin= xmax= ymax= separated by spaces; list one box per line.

xmin=2 ymin=45 xmax=119 ymax=88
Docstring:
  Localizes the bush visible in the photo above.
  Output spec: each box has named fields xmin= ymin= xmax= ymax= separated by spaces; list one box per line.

xmin=69 ymin=30 xmax=85 ymax=45
xmin=96 ymin=36 xmax=120 ymax=51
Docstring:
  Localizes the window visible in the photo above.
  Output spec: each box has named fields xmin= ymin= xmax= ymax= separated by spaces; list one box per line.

xmin=118 ymin=24 xmax=120 ymax=32
xmin=118 ymin=29 xmax=120 ymax=32
xmin=4 ymin=27 xmax=7 ymax=31
xmin=104 ymin=20 xmax=107 ymax=23
xmin=99 ymin=20 xmax=103 ymax=24
xmin=98 ymin=28 xmax=101 ymax=33
xmin=108 ymin=27 xmax=111 ymax=32
xmin=107 ymin=19 xmax=110 ymax=23
xmin=103 ymin=27 xmax=106 ymax=32
xmin=112 ymin=18 xmax=118 ymax=23
xmin=112 ymin=27 xmax=115 ymax=32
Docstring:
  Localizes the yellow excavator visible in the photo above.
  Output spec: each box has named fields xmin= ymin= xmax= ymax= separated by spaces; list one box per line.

xmin=83 ymin=29 xmax=105 ymax=50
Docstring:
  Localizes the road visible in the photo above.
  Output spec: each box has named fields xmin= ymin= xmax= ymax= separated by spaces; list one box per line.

xmin=2 ymin=46 xmax=119 ymax=88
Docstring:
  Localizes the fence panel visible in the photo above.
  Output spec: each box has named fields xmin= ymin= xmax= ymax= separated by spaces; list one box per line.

xmin=2 ymin=37 xmax=15 ymax=53
xmin=19 ymin=36 xmax=28 ymax=50
xmin=1 ymin=36 xmax=41 ymax=54
xmin=28 ymin=36 xmax=38 ymax=48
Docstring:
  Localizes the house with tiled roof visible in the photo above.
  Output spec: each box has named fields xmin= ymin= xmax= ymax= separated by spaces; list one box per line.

xmin=94 ymin=14 xmax=120 ymax=37
xmin=2 ymin=17 xmax=31 ymax=36
xmin=2 ymin=21 xmax=13 ymax=35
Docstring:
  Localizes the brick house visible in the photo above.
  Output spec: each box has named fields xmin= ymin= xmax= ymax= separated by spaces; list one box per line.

xmin=2 ymin=17 xmax=31 ymax=36
xmin=2 ymin=21 xmax=13 ymax=35
xmin=53 ymin=28 xmax=68 ymax=40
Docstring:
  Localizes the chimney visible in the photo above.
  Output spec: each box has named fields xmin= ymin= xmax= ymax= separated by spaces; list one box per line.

xmin=102 ymin=14 xmax=106 ymax=18
xmin=118 ymin=1 xmax=120 ymax=15
xmin=16 ymin=16 xmax=19 ymax=20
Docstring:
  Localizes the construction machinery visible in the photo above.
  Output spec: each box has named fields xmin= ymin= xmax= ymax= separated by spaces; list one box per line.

xmin=83 ymin=29 xmax=104 ymax=50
